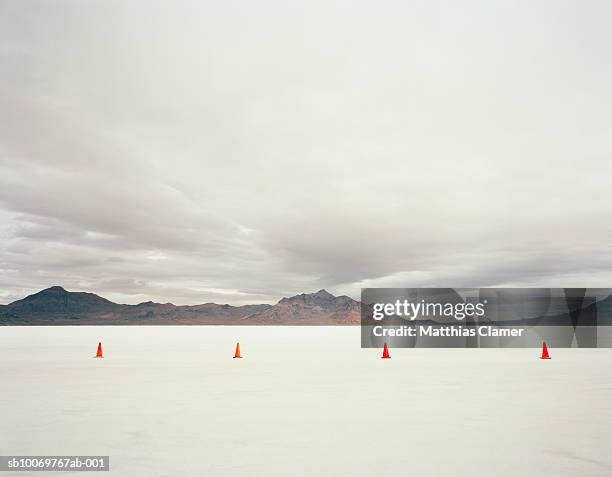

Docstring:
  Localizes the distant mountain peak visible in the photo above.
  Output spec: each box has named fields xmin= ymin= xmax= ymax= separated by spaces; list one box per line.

xmin=244 ymin=288 xmax=360 ymax=324
xmin=279 ymin=289 xmax=336 ymax=306
xmin=42 ymin=286 xmax=68 ymax=293
xmin=7 ymin=286 xmax=116 ymax=314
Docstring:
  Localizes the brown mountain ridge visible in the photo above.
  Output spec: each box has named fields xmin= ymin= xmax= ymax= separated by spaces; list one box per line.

xmin=0 ymin=286 xmax=361 ymax=325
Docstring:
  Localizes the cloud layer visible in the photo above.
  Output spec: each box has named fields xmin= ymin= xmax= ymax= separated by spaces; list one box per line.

xmin=2 ymin=1 xmax=612 ymax=304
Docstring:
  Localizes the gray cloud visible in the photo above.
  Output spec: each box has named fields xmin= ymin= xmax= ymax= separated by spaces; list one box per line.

xmin=1 ymin=0 xmax=612 ymax=305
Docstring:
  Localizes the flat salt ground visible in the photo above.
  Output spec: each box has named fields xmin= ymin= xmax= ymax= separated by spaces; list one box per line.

xmin=1 ymin=327 xmax=611 ymax=477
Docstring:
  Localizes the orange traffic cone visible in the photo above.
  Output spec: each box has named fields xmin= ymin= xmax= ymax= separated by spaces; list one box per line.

xmin=540 ymin=341 xmax=551 ymax=359
xmin=94 ymin=342 xmax=103 ymax=358
xmin=233 ymin=342 xmax=242 ymax=359
xmin=381 ymin=342 xmax=391 ymax=359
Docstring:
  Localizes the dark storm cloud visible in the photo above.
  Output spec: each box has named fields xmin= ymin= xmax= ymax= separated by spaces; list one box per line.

xmin=1 ymin=0 xmax=612 ymax=304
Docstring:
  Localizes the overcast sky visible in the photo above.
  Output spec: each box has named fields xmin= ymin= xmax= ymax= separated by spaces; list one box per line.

xmin=1 ymin=0 xmax=612 ymax=305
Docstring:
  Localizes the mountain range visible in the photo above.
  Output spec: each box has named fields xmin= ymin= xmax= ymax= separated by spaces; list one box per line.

xmin=0 ymin=286 xmax=361 ymax=325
